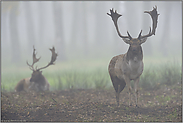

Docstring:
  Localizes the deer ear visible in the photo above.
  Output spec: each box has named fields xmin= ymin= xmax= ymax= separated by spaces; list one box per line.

xmin=122 ymin=38 xmax=131 ymax=44
xmin=140 ymin=37 xmax=147 ymax=44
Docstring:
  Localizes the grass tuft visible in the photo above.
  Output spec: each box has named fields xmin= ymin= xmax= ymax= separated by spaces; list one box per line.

xmin=140 ymin=61 xmax=181 ymax=90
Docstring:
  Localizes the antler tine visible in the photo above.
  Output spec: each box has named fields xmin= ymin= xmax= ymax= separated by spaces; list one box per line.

xmin=32 ymin=46 xmax=41 ymax=65
xmin=37 ymin=46 xmax=58 ymax=71
xmin=26 ymin=46 xmax=41 ymax=71
xmin=26 ymin=61 xmax=34 ymax=71
xmin=137 ymin=30 xmax=143 ymax=39
xmin=49 ymin=47 xmax=57 ymax=65
xmin=139 ymin=6 xmax=159 ymax=39
xmin=107 ymin=8 xmax=131 ymax=39
xmin=127 ymin=31 xmax=132 ymax=40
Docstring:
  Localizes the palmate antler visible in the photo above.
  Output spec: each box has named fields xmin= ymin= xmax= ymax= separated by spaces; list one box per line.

xmin=27 ymin=46 xmax=58 ymax=71
xmin=36 ymin=47 xmax=58 ymax=71
xmin=107 ymin=9 xmax=131 ymax=39
xmin=138 ymin=6 xmax=160 ymax=39
xmin=27 ymin=46 xmax=41 ymax=71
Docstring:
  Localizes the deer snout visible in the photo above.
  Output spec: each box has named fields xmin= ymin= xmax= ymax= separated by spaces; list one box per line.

xmin=132 ymin=48 xmax=137 ymax=52
xmin=131 ymin=46 xmax=138 ymax=52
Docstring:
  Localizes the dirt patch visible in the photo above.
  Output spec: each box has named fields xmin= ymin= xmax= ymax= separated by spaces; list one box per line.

xmin=1 ymin=87 xmax=182 ymax=122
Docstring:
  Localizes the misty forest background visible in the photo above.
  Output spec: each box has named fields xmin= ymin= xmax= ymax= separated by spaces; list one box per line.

xmin=1 ymin=1 xmax=182 ymax=91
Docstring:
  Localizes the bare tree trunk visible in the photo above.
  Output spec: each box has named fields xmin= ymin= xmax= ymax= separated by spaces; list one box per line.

xmin=38 ymin=2 xmax=44 ymax=45
xmin=113 ymin=2 xmax=125 ymax=54
xmin=70 ymin=2 xmax=80 ymax=52
xmin=1 ymin=11 xmax=9 ymax=57
xmin=24 ymin=2 xmax=36 ymax=52
xmin=81 ymin=2 xmax=88 ymax=56
xmin=124 ymin=2 xmax=140 ymax=37
xmin=53 ymin=2 xmax=66 ymax=61
xmin=95 ymin=2 xmax=107 ymax=50
xmin=9 ymin=2 xmax=21 ymax=63
xmin=159 ymin=4 xmax=171 ymax=56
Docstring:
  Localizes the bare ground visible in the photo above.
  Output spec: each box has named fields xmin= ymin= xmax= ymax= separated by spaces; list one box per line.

xmin=1 ymin=86 xmax=182 ymax=122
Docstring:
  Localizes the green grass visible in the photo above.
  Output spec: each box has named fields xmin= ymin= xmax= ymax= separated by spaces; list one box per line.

xmin=1 ymin=57 xmax=182 ymax=92
xmin=1 ymin=71 xmax=31 ymax=91
xmin=46 ymin=69 xmax=111 ymax=91
xmin=140 ymin=60 xmax=181 ymax=90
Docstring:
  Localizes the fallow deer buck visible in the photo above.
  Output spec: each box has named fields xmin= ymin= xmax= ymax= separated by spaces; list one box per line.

xmin=107 ymin=6 xmax=159 ymax=106
xmin=15 ymin=46 xmax=58 ymax=92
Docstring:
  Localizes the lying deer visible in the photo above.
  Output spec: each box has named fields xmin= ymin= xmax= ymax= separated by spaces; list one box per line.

xmin=107 ymin=6 xmax=159 ymax=106
xmin=15 ymin=46 xmax=58 ymax=92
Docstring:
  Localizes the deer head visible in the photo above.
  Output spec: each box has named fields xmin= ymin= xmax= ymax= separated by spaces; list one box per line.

xmin=107 ymin=6 xmax=159 ymax=55
xmin=27 ymin=46 xmax=58 ymax=83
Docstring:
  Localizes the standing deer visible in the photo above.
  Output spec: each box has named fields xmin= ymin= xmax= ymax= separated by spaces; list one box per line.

xmin=107 ymin=6 xmax=159 ymax=106
xmin=15 ymin=46 xmax=58 ymax=92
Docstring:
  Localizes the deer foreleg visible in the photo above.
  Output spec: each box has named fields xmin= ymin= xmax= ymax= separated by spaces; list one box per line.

xmin=124 ymin=76 xmax=132 ymax=106
xmin=134 ymin=77 xmax=140 ymax=107
xmin=116 ymin=84 xmax=120 ymax=106
xmin=128 ymin=87 xmax=132 ymax=106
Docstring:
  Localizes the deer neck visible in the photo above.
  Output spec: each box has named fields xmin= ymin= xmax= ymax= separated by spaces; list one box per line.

xmin=126 ymin=46 xmax=143 ymax=63
xmin=123 ymin=46 xmax=144 ymax=80
xmin=36 ymin=74 xmax=46 ymax=85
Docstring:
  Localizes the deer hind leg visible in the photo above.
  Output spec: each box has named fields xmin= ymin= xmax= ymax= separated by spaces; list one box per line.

xmin=115 ymin=84 xmax=120 ymax=106
xmin=111 ymin=76 xmax=126 ymax=106
xmin=134 ymin=77 xmax=140 ymax=107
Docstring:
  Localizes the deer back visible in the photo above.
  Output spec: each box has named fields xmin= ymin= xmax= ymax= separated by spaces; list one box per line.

xmin=15 ymin=78 xmax=32 ymax=92
xmin=15 ymin=76 xmax=50 ymax=92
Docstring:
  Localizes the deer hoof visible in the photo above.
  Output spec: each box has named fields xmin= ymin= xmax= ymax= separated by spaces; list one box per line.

xmin=136 ymin=104 xmax=139 ymax=108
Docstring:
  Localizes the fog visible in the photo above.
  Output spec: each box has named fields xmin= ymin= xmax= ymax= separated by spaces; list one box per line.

xmin=1 ymin=1 xmax=182 ymax=67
